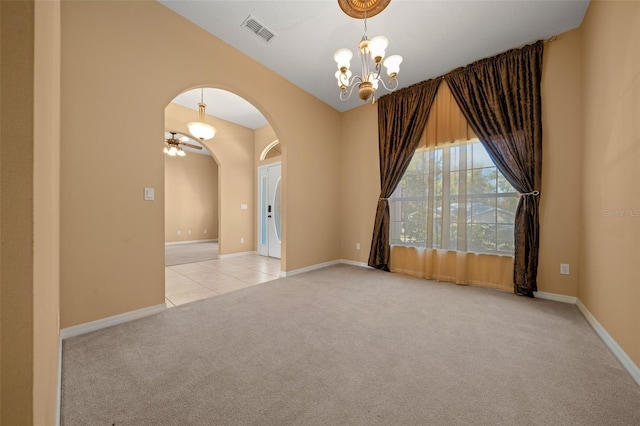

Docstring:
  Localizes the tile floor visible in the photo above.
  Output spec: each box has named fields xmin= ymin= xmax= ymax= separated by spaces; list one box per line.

xmin=165 ymin=254 xmax=281 ymax=308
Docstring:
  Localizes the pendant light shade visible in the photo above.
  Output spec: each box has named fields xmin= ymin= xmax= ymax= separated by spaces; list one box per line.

xmin=187 ymin=119 xmax=216 ymax=140
xmin=187 ymin=89 xmax=217 ymax=141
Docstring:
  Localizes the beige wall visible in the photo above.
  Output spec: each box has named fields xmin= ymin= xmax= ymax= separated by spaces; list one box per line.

xmin=340 ymin=104 xmax=380 ymax=264
xmin=164 ymin=150 xmax=218 ymax=243
xmin=1 ymin=1 xmax=61 ymax=424
xmin=537 ymin=29 xmax=582 ymax=296
xmin=1 ymin=1 xmax=35 ymax=424
xmin=578 ymin=0 xmax=640 ymax=367
xmin=33 ymin=0 xmax=61 ymax=422
xmin=60 ymin=0 xmax=341 ymax=327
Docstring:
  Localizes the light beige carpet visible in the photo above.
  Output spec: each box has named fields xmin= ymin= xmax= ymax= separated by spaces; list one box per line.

xmin=61 ymin=265 xmax=640 ymax=425
xmin=165 ymin=241 xmax=218 ymax=266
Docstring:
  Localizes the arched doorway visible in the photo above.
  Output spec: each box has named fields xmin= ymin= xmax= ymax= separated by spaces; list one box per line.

xmin=163 ymin=87 xmax=282 ymax=307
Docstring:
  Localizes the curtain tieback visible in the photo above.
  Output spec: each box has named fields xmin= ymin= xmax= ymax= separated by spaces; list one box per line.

xmin=520 ymin=190 xmax=540 ymax=196
xmin=379 ymin=198 xmax=389 ymax=202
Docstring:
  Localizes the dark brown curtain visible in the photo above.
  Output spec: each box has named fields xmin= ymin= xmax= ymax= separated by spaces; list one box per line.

xmin=445 ymin=41 xmax=544 ymax=297
xmin=368 ymin=79 xmax=441 ymax=271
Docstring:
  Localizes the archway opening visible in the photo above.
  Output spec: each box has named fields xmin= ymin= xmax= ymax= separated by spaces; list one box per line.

xmin=163 ymin=86 xmax=282 ymax=308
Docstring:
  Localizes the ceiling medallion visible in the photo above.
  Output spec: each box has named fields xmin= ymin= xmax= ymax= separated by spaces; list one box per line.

xmin=337 ymin=0 xmax=391 ymax=19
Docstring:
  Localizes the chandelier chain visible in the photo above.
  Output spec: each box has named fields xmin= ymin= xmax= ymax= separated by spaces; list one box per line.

xmin=363 ymin=7 xmax=368 ymax=34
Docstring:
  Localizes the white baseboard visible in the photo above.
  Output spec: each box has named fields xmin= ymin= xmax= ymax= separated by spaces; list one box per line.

xmin=340 ymin=259 xmax=372 ymax=269
xmin=219 ymin=250 xmax=257 ymax=259
xmin=165 ymin=239 xmax=217 ymax=246
xmin=533 ymin=291 xmax=577 ymax=304
xmin=60 ymin=303 xmax=166 ymax=340
xmin=525 ymin=291 xmax=639 ymax=387
xmin=279 ymin=258 xmax=370 ymax=278
xmin=282 ymin=260 xmax=342 ymax=277
xmin=576 ymin=299 xmax=640 ymax=387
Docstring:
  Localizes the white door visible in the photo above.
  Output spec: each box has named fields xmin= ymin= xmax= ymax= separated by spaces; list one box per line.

xmin=257 ymin=162 xmax=281 ymax=258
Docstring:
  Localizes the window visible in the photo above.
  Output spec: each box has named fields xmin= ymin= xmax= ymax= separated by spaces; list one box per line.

xmin=390 ymin=139 xmax=519 ymax=255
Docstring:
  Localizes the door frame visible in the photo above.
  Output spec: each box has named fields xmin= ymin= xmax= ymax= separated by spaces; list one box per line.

xmin=257 ymin=161 xmax=282 ymax=258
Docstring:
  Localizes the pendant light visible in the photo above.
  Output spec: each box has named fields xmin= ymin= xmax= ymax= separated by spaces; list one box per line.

xmin=187 ymin=88 xmax=217 ymax=141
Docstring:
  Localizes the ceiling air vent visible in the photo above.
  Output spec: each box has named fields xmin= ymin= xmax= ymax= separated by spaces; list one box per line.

xmin=241 ymin=15 xmax=276 ymax=44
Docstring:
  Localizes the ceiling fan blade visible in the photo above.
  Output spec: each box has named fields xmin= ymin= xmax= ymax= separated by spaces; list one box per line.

xmin=181 ymin=142 xmax=203 ymax=150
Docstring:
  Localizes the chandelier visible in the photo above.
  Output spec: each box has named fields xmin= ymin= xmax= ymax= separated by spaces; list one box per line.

xmin=187 ymin=88 xmax=216 ymax=141
xmin=333 ymin=1 xmax=402 ymax=103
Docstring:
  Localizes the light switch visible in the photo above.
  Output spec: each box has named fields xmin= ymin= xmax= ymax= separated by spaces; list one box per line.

xmin=241 ymin=204 xmax=248 ymax=210
xmin=560 ymin=263 xmax=570 ymax=275
xmin=144 ymin=187 xmax=154 ymax=201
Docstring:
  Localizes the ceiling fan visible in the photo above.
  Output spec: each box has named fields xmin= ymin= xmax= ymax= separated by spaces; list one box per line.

xmin=164 ymin=131 xmax=203 ymax=157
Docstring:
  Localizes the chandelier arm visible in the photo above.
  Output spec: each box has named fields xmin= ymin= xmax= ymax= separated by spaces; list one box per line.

xmin=340 ymin=72 xmax=363 ymax=89
xmin=373 ymin=63 xmax=383 ymax=80
xmin=339 ymin=81 xmax=360 ymax=101
xmin=377 ymin=77 xmax=400 ymax=92
xmin=338 ymin=73 xmax=365 ymax=101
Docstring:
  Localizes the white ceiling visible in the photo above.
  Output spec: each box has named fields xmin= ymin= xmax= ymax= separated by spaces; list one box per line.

xmin=161 ymin=0 xmax=589 ymax=126
xmin=171 ymin=89 xmax=268 ymax=130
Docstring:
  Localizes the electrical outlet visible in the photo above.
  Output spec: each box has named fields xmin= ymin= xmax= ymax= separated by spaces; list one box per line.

xmin=240 ymin=237 xmax=245 ymax=244
xmin=177 ymin=231 xmax=181 ymax=236
xmin=204 ymin=229 xmax=208 ymax=234
xmin=560 ymin=263 xmax=570 ymax=275
xmin=356 ymin=243 xmax=361 ymax=250
xmin=188 ymin=230 xmax=191 ymax=235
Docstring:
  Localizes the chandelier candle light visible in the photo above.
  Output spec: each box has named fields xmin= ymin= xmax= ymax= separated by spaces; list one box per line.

xmin=187 ymin=88 xmax=216 ymax=141
xmin=333 ymin=4 xmax=402 ymax=103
